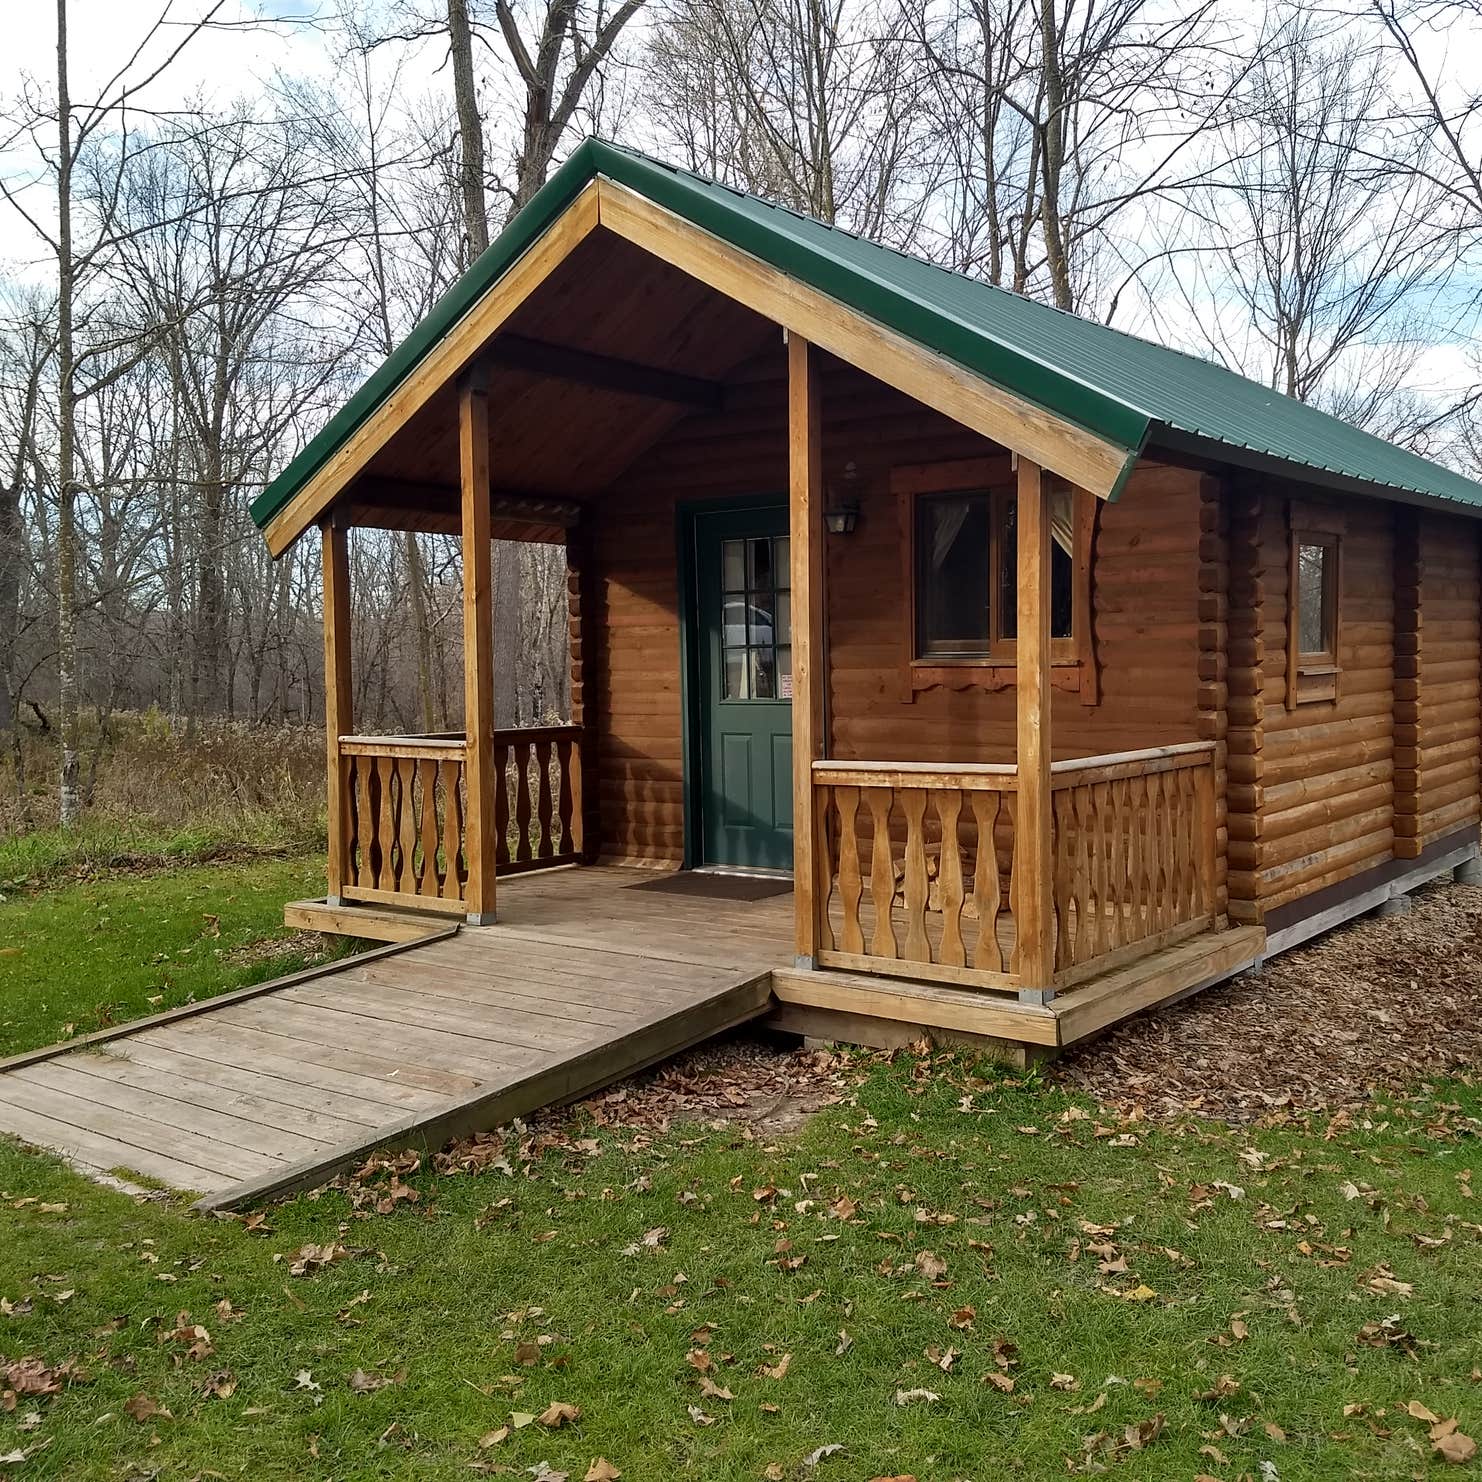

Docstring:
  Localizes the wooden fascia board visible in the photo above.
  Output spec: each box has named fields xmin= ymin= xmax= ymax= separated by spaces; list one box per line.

xmin=594 ymin=178 xmax=1133 ymax=500
xmin=263 ymin=181 xmax=602 ymax=557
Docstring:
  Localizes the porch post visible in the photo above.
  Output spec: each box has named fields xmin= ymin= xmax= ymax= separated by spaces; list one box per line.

xmin=460 ymin=366 xmax=498 ymax=925
xmin=1012 ymin=457 xmax=1056 ymax=1001
xmin=321 ymin=516 xmax=353 ymax=907
xmin=789 ymin=332 xmax=825 ymax=966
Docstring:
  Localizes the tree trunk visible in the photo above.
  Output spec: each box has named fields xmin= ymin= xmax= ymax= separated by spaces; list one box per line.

xmin=1036 ymin=0 xmax=1074 ymax=311
xmin=448 ymin=0 xmax=491 ymax=258
xmin=55 ymin=0 xmax=82 ymax=826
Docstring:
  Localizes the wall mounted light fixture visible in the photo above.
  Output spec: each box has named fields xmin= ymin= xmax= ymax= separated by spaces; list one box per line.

xmin=825 ymin=461 xmax=861 ymax=535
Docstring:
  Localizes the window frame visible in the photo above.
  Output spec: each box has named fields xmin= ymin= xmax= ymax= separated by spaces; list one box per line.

xmin=1286 ymin=501 xmax=1344 ymax=707
xmin=893 ymin=457 xmax=1098 ymax=701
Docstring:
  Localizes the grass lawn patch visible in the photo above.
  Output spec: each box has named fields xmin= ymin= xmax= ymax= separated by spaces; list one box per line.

xmin=2 ymin=858 xmax=1481 ymax=1479
xmin=3 ymin=1054 xmax=1482 ymax=1479
xmin=0 ymin=854 xmax=345 ymax=1057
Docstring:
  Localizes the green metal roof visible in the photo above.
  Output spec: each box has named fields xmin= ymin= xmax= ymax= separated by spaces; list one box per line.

xmin=252 ymin=136 xmax=1482 ymax=533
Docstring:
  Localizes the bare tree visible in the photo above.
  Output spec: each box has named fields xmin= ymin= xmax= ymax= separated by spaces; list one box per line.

xmin=0 ymin=292 xmax=54 ymax=755
xmin=905 ymin=0 xmax=1252 ymax=311
xmin=648 ymin=0 xmax=932 ymax=242
xmin=1156 ymin=14 xmax=1449 ymax=432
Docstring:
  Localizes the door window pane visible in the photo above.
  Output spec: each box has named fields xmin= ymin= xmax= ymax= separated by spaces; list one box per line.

xmin=748 ymin=536 xmax=772 ymax=589
xmin=724 ymin=649 xmax=749 ymax=700
xmin=748 ymin=593 xmax=775 ymax=645
xmin=719 ymin=527 xmax=791 ymax=702
xmin=916 ymin=492 xmax=990 ymax=658
xmin=750 ymin=647 xmax=777 ymax=698
xmin=723 ymin=539 xmax=745 ymax=593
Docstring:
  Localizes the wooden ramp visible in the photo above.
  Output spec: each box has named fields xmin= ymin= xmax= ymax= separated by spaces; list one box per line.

xmin=0 ymin=886 xmax=774 ymax=1209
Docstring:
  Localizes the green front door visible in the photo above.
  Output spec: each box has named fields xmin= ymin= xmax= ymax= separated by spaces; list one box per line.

xmin=693 ymin=505 xmax=794 ymax=871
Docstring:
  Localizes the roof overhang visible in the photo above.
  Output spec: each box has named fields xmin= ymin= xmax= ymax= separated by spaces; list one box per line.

xmin=255 ymin=145 xmax=1142 ymax=557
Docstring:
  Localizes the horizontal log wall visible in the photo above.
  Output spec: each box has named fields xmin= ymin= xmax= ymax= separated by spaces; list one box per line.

xmin=1248 ymin=491 xmax=1396 ymax=913
xmin=588 ymin=349 xmax=1204 ymax=868
xmin=1409 ymin=514 xmax=1482 ymax=851
xmin=1224 ymin=485 xmax=1481 ymax=922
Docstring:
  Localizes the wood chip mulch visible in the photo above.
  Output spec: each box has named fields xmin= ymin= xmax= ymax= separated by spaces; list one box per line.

xmin=567 ymin=1036 xmax=852 ymax=1138
xmin=1057 ymin=878 xmax=1482 ymax=1123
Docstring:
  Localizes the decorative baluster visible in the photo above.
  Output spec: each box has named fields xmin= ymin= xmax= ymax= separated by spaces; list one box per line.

xmin=342 ymin=757 xmax=358 ymax=887
xmin=556 ymin=736 xmax=575 ymax=857
xmin=514 ymin=742 xmax=534 ymax=865
xmin=867 ymin=788 xmax=898 ymax=959
xmin=901 ymin=788 xmax=930 ymax=962
xmin=935 ymin=790 xmax=966 ymax=967
xmin=535 ymin=738 xmax=555 ymax=860
xmin=418 ymin=758 xmax=439 ymax=898
xmin=396 ymin=759 xmax=417 ymax=893
xmin=972 ymin=791 xmax=1002 ymax=972
xmin=836 ymin=786 xmax=864 ymax=954
xmin=440 ymin=759 xmax=463 ymax=901
xmin=1052 ymin=789 xmax=1073 ymax=971
xmin=814 ymin=785 xmax=836 ymax=952
xmin=567 ymin=734 xmax=584 ymax=858
xmin=494 ymin=738 xmax=511 ymax=868
xmin=355 ymin=756 xmax=373 ymax=888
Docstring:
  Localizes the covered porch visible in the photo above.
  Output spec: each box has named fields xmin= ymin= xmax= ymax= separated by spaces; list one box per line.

xmin=267 ymin=159 xmax=1258 ymax=1050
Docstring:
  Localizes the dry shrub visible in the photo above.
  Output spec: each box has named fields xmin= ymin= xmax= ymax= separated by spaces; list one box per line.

xmin=1 ymin=709 xmax=325 ymax=856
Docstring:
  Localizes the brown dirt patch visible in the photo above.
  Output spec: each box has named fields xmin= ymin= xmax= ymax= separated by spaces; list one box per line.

xmin=568 ymin=1032 xmax=853 ymax=1138
xmin=219 ymin=930 xmax=338 ymax=970
xmin=1057 ymin=878 xmax=1482 ymax=1122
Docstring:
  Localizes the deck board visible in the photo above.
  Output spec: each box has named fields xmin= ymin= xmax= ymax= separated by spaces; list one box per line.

xmin=0 ymin=867 xmax=780 ymax=1206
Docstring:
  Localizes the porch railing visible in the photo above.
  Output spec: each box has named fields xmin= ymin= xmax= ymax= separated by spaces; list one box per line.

xmin=332 ymin=724 xmax=584 ymax=913
xmin=810 ymin=741 xmax=1216 ymax=995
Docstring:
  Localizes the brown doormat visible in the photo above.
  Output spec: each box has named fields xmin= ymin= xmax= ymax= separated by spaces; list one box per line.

xmin=628 ymin=871 xmax=793 ymax=902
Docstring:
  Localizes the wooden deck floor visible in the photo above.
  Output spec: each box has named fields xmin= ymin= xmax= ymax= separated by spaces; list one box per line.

xmin=0 ymin=868 xmax=782 ymax=1208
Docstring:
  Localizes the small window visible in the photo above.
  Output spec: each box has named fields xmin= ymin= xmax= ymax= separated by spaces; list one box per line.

xmin=915 ymin=492 xmax=991 ymax=658
xmin=896 ymin=459 xmax=1096 ymax=697
xmin=995 ymin=489 xmax=1076 ymax=645
xmin=1287 ymin=505 xmax=1343 ymax=705
xmin=1296 ymin=539 xmax=1336 ymax=659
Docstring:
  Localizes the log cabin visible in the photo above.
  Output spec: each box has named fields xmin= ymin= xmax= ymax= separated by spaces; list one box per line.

xmin=252 ymin=138 xmax=1482 ymax=1060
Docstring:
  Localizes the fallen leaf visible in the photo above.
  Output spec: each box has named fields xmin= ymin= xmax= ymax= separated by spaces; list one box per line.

xmin=584 ymin=1462 xmax=621 ymax=1482
xmin=914 ymin=1250 xmax=947 ymax=1281
xmin=538 ymin=1401 xmax=581 ymax=1428
xmin=894 ymin=1387 xmax=940 ymax=1406
xmin=802 ymin=1442 xmax=844 ymax=1464
xmin=123 ymin=1393 xmax=167 ymax=1423
xmin=1435 ymin=1429 xmax=1478 ymax=1465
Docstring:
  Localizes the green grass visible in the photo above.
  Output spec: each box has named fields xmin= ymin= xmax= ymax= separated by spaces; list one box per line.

xmin=2 ymin=863 xmax=1482 ymax=1479
xmin=0 ymin=815 xmax=322 ymax=893
xmin=0 ymin=854 xmax=345 ymax=1057
xmin=3 ymin=1066 xmax=1481 ymax=1480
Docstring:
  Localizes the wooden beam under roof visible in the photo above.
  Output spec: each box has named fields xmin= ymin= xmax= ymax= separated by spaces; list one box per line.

xmin=345 ymin=476 xmax=581 ymax=542
xmin=486 ymin=333 xmax=725 ymax=410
